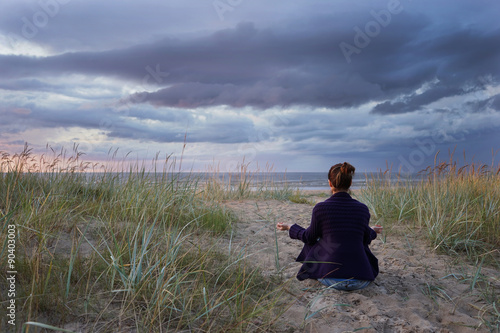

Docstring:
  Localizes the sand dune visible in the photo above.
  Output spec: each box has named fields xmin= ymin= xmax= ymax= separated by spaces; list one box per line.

xmin=222 ymin=194 xmax=499 ymax=333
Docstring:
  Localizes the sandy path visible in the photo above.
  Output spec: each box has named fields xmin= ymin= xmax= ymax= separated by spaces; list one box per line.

xmin=222 ymin=195 xmax=500 ymax=333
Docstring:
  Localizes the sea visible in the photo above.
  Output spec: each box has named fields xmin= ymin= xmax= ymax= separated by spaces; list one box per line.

xmin=172 ymin=171 xmax=422 ymax=191
xmin=80 ymin=171 xmax=423 ymax=191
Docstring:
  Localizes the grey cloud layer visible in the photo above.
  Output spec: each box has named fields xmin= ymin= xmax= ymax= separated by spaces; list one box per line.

xmin=0 ymin=104 xmax=255 ymax=144
xmin=2 ymin=12 xmax=499 ymax=114
xmin=1 ymin=0 xmax=499 ymax=170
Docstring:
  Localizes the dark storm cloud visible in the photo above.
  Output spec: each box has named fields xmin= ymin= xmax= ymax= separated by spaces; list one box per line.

xmin=2 ymin=21 xmax=342 ymax=84
xmin=2 ymin=11 xmax=499 ymax=113
xmin=368 ymin=26 xmax=500 ymax=114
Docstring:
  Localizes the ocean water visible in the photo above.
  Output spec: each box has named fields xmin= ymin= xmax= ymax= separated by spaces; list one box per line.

xmin=81 ymin=171 xmax=421 ymax=191
xmin=177 ymin=171 xmax=421 ymax=191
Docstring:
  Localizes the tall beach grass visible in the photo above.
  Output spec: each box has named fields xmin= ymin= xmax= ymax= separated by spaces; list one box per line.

xmin=358 ymin=153 xmax=500 ymax=260
xmin=357 ymin=151 xmax=500 ymax=329
xmin=0 ymin=145 xmax=291 ymax=332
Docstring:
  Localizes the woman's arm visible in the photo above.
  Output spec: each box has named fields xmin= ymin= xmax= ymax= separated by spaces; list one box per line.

xmin=288 ymin=206 xmax=322 ymax=245
xmin=276 ymin=221 xmax=320 ymax=245
xmin=363 ymin=225 xmax=378 ymax=245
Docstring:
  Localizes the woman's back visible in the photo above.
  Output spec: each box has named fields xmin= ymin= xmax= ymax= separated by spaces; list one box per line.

xmin=290 ymin=192 xmax=378 ymax=281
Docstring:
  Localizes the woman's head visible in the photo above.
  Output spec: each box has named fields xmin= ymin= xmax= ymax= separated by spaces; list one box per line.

xmin=328 ymin=162 xmax=355 ymax=191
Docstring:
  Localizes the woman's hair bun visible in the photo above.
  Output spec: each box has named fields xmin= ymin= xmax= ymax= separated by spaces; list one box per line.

xmin=340 ymin=162 xmax=355 ymax=175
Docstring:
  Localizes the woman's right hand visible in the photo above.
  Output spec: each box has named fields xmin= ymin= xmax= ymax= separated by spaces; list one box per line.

xmin=276 ymin=222 xmax=290 ymax=231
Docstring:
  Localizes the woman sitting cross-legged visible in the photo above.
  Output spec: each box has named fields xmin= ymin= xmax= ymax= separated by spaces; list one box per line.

xmin=276 ymin=162 xmax=382 ymax=291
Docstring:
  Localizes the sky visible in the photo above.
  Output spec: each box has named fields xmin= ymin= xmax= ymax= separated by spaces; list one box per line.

xmin=0 ymin=0 xmax=499 ymax=173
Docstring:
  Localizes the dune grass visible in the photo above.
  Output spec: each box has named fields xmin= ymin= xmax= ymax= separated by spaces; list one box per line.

xmin=357 ymin=152 xmax=500 ymax=329
xmin=0 ymin=145 xmax=291 ymax=332
xmin=358 ymin=155 xmax=500 ymax=260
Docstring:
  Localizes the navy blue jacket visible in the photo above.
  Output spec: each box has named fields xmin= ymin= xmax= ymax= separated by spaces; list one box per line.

xmin=289 ymin=192 xmax=379 ymax=281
